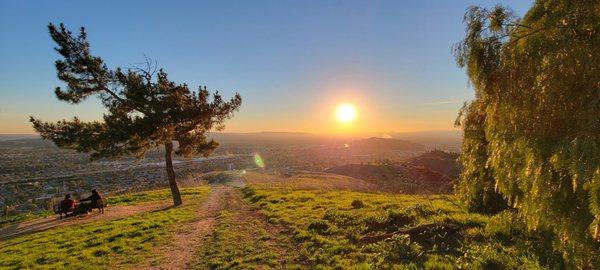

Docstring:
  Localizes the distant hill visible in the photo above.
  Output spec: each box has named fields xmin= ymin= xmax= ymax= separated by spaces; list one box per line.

xmin=404 ymin=150 xmax=460 ymax=179
xmin=386 ymin=130 xmax=462 ymax=152
xmin=206 ymin=131 xmax=324 ymax=145
xmin=205 ymin=131 xmax=460 ymax=151
xmin=349 ymin=137 xmax=425 ymax=154
xmin=325 ymin=163 xmax=453 ymax=193
xmin=0 ymin=134 xmax=39 ymax=142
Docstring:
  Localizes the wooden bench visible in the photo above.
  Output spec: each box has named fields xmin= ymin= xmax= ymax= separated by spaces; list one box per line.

xmin=53 ymin=199 xmax=106 ymax=219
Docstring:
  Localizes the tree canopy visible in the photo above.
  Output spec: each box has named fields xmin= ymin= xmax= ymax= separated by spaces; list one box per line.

xmin=454 ymin=1 xmax=599 ymax=267
xmin=31 ymin=23 xmax=242 ymax=205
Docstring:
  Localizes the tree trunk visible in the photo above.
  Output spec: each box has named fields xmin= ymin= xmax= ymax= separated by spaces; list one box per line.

xmin=165 ymin=141 xmax=183 ymax=206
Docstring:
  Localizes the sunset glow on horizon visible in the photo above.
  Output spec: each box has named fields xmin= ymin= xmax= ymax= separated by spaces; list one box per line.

xmin=0 ymin=1 xmax=533 ymax=135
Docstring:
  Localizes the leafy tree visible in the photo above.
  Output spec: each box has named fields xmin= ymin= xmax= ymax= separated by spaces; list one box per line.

xmin=454 ymin=101 xmax=508 ymax=214
xmin=454 ymin=1 xmax=600 ymax=267
xmin=30 ymin=23 xmax=242 ymax=206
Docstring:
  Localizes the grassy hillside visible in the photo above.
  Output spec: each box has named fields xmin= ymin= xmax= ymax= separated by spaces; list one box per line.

xmin=326 ymin=164 xmax=453 ymax=193
xmin=0 ymin=187 xmax=207 ymax=228
xmin=404 ymin=150 xmax=460 ymax=179
xmin=0 ymin=187 xmax=210 ymax=269
xmin=236 ymin=183 xmax=562 ymax=269
xmin=0 ymin=173 xmax=566 ymax=269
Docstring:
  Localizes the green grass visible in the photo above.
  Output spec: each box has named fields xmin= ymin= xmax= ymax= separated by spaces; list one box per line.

xmin=201 ymin=171 xmax=237 ymax=184
xmin=0 ymin=187 xmax=205 ymax=228
xmin=0 ymin=210 xmax=53 ymax=228
xmin=241 ymin=186 xmax=564 ymax=269
xmin=107 ymin=187 xmax=209 ymax=206
xmin=0 ymin=186 xmax=210 ymax=270
xmin=0 ymin=177 xmax=569 ymax=269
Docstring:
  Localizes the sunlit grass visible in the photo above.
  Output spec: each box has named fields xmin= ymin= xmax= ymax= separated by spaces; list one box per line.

xmin=107 ymin=187 xmax=208 ymax=206
xmin=0 ymin=187 xmax=205 ymax=228
xmin=0 ymin=186 xmax=210 ymax=269
xmin=241 ymin=185 xmax=558 ymax=269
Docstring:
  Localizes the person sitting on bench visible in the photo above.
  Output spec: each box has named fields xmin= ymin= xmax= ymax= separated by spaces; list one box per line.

xmin=79 ymin=189 xmax=104 ymax=213
xmin=57 ymin=194 xmax=76 ymax=218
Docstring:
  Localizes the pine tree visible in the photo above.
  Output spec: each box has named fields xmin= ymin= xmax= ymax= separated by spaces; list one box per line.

xmin=30 ymin=23 xmax=242 ymax=206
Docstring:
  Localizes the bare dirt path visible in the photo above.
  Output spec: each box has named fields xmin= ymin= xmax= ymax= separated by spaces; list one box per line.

xmin=0 ymin=201 xmax=171 ymax=241
xmin=142 ymin=185 xmax=232 ymax=269
xmin=189 ymin=183 xmax=303 ymax=269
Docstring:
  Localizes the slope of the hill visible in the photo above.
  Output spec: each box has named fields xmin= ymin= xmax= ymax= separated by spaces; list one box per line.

xmin=0 ymin=186 xmax=212 ymax=269
xmin=0 ymin=172 xmax=567 ymax=269
xmin=404 ymin=150 xmax=460 ymax=179
xmin=325 ymin=163 xmax=453 ymax=193
xmin=242 ymin=179 xmax=564 ymax=269
xmin=349 ymin=137 xmax=425 ymax=154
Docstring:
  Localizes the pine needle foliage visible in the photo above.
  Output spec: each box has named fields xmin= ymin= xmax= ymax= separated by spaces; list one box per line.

xmin=30 ymin=23 xmax=242 ymax=206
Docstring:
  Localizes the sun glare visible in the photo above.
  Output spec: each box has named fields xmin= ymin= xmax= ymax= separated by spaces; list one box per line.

xmin=336 ymin=103 xmax=357 ymax=123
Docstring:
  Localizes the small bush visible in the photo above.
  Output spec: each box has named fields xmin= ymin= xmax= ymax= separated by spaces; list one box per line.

xmin=363 ymin=214 xmax=389 ymax=232
xmin=485 ymin=210 xmax=524 ymax=243
xmin=351 ymin=199 xmax=365 ymax=209
xmin=308 ymin=220 xmax=330 ymax=234
xmin=249 ymin=194 xmax=266 ymax=203
xmin=362 ymin=210 xmax=415 ymax=233
xmin=387 ymin=210 xmax=414 ymax=228
xmin=381 ymin=235 xmax=422 ymax=263
xmin=404 ymin=204 xmax=435 ymax=218
xmin=202 ymin=172 xmax=234 ymax=184
xmin=323 ymin=210 xmax=361 ymax=227
xmin=241 ymin=186 xmax=256 ymax=198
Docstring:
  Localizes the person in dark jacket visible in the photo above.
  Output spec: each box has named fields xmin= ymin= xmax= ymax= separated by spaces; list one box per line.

xmin=80 ymin=189 xmax=104 ymax=213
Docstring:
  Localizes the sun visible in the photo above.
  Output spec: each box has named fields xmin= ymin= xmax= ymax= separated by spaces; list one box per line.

xmin=336 ymin=103 xmax=357 ymax=123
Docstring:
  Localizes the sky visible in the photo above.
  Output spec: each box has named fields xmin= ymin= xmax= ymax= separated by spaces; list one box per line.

xmin=0 ymin=0 xmax=533 ymax=134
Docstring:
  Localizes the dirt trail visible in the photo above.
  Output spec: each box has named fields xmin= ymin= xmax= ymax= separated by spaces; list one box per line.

xmin=0 ymin=201 xmax=171 ymax=241
xmin=144 ymin=185 xmax=232 ymax=270
xmin=193 ymin=183 xmax=301 ymax=268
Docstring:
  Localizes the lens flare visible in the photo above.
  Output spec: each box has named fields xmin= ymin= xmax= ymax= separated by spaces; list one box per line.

xmin=254 ymin=153 xmax=265 ymax=168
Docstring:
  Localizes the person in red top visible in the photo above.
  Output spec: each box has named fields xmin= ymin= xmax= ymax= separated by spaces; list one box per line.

xmin=57 ymin=194 xmax=76 ymax=218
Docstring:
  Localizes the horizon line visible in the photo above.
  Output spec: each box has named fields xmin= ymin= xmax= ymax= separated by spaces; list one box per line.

xmin=0 ymin=129 xmax=461 ymax=136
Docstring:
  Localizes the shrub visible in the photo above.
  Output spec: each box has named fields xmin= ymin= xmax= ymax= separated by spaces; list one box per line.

xmin=240 ymin=186 xmax=256 ymax=198
xmin=307 ymin=220 xmax=330 ymax=234
xmin=323 ymin=210 xmax=361 ymax=227
xmin=485 ymin=210 xmax=525 ymax=243
xmin=381 ymin=235 xmax=422 ymax=263
xmin=202 ymin=172 xmax=234 ymax=184
xmin=387 ymin=210 xmax=414 ymax=228
xmin=351 ymin=199 xmax=365 ymax=209
xmin=363 ymin=214 xmax=389 ymax=232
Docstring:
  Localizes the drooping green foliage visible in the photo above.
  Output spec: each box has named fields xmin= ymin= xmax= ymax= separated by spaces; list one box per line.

xmin=455 ymin=101 xmax=508 ymax=214
xmin=30 ymin=23 xmax=241 ymax=205
xmin=454 ymin=1 xmax=600 ymax=268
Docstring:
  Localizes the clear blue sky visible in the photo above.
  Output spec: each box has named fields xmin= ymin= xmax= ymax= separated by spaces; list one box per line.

xmin=0 ymin=0 xmax=533 ymax=134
